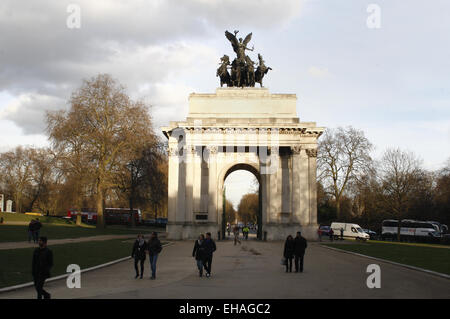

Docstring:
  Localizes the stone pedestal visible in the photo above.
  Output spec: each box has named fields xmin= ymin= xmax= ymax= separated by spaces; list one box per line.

xmin=162 ymin=88 xmax=323 ymax=241
xmin=6 ymin=200 xmax=12 ymax=213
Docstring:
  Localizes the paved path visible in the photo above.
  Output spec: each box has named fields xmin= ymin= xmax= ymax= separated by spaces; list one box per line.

xmin=0 ymin=234 xmax=149 ymax=250
xmin=1 ymin=240 xmax=449 ymax=299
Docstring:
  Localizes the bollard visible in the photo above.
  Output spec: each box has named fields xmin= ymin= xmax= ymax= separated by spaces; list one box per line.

xmin=263 ymin=231 xmax=267 ymax=241
xmin=218 ymin=231 xmax=221 ymax=241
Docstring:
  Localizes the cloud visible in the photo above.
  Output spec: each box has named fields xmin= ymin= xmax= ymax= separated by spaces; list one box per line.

xmin=0 ymin=0 xmax=304 ymax=136
xmin=0 ymin=93 xmax=66 ymax=134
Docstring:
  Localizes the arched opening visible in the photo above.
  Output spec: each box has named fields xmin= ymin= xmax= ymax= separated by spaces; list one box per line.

xmin=221 ymin=163 xmax=262 ymax=240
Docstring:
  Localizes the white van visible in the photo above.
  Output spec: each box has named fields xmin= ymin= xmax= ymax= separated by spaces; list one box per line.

xmin=330 ymin=222 xmax=370 ymax=241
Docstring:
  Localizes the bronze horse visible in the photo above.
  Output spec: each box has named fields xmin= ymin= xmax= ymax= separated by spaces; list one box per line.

xmin=216 ymin=55 xmax=231 ymax=87
xmin=255 ymin=54 xmax=272 ymax=87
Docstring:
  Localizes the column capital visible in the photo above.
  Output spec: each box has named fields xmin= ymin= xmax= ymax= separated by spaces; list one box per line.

xmin=207 ymin=145 xmax=218 ymax=155
xmin=168 ymin=147 xmax=179 ymax=157
xmin=186 ymin=145 xmax=196 ymax=155
xmin=292 ymin=145 xmax=302 ymax=155
xmin=306 ymin=148 xmax=317 ymax=158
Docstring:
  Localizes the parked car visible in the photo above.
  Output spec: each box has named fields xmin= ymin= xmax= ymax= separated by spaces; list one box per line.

xmin=363 ymin=229 xmax=377 ymax=240
xmin=319 ymin=225 xmax=331 ymax=236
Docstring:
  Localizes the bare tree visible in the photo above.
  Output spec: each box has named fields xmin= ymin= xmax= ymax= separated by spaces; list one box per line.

xmin=0 ymin=146 xmax=34 ymax=213
xmin=318 ymin=126 xmax=373 ymax=219
xmin=378 ymin=148 xmax=423 ymax=240
xmin=47 ymin=74 xmax=155 ymax=228
xmin=237 ymin=193 xmax=259 ymax=224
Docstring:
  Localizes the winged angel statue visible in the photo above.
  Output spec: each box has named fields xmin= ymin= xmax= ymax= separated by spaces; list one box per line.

xmin=216 ymin=30 xmax=272 ymax=87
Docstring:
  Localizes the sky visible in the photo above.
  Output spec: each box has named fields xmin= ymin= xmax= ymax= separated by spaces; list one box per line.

xmin=0 ymin=0 xmax=449 ymax=208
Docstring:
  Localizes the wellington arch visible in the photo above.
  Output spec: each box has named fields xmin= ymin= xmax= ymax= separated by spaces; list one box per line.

xmin=161 ymin=87 xmax=324 ymax=240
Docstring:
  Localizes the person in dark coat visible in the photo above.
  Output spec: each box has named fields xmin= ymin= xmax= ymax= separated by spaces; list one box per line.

xmin=28 ymin=220 xmax=36 ymax=243
xmin=32 ymin=236 xmax=53 ymax=299
xmin=34 ymin=219 xmax=43 ymax=243
xmin=192 ymin=234 xmax=206 ymax=277
xmin=147 ymin=232 xmax=162 ymax=279
xmin=283 ymin=235 xmax=295 ymax=272
xmin=293 ymin=231 xmax=307 ymax=273
xmin=131 ymin=234 xmax=147 ymax=279
xmin=203 ymin=232 xmax=216 ymax=277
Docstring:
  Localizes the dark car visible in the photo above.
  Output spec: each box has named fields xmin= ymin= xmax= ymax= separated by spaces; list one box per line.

xmin=363 ymin=229 xmax=377 ymax=240
xmin=319 ymin=225 xmax=331 ymax=236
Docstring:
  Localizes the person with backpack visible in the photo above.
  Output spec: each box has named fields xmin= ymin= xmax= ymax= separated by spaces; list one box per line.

xmin=147 ymin=232 xmax=162 ymax=280
xmin=203 ymin=232 xmax=216 ymax=277
xmin=131 ymin=234 xmax=147 ymax=279
xmin=192 ymin=234 xmax=206 ymax=277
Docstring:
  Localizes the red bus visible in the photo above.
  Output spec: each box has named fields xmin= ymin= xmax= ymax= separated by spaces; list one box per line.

xmin=67 ymin=208 xmax=142 ymax=225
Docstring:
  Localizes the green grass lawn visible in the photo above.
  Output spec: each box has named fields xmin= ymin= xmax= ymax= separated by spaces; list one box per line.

xmin=322 ymin=241 xmax=450 ymax=275
xmin=0 ymin=239 xmax=134 ymax=288
xmin=0 ymin=212 xmax=83 ymax=226
xmin=0 ymin=224 xmax=157 ymax=243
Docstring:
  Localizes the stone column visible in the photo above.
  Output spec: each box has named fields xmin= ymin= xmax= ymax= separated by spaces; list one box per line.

xmin=269 ymin=148 xmax=281 ymax=222
xmin=176 ymin=147 xmax=186 ymax=222
xmin=192 ymin=146 xmax=202 ymax=214
xmin=299 ymin=147 xmax=310 ymax=225
xmin=281 ymin=154 xmax=291 ymax=217
xmin=207 ymin=145 xmax=218 ymax=223
xmin=185 ymin=145 xmax=195 ymax=223
xmin=167 ymin=146 xmax=179 ymax=223
xmin=306 ymin=148 xmax=318 ymax=225
xmin=291 ymin=146 xmax=301 ymax=223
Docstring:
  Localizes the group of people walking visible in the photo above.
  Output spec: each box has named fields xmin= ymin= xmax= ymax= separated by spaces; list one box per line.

xmin=283 ymin=232 xmax=308 ymax=273
xmin=131 ymin=232 xmax=163 ymax=280
xmin=192 ymin=232 xmax=217 ymax=277
xmin=28 ymin=218 xmax=42 ymax=243
xmin=30 ymin=228 xmax=310 ymax=299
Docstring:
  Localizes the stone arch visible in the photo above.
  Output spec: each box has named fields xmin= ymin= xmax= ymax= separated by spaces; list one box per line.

xmin=216 ymin=161 xmax=264 ymax=239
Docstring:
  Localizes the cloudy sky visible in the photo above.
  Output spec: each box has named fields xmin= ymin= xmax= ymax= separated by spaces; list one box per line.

xmin=1 ymin=0 xmax=449 ymax=208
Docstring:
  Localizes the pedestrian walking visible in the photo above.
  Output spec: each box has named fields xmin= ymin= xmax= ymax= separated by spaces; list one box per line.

xmin=147 ymin=232 xmax=162 ymax=280
xmin=203 ymin=232 xmax=216 ymax=277
xmin=28 ymin=219 xmax=36 ymax=243
xmin=340 ymin=227 xmax=344 ymax=240
xmin=283 ymin=235 xmax=295 ymax=273
xmin=192 ymin=234 xmax=206 ymax=277
xmin=293 ymin=231 xmax=307 ymax=273
xmin=32 ymin=236 xmax=53 ymax=299
xmin=131 ymin=234 xmax=147 ymax=279
xmin=233 ymin=225 xmax=241 ymax=245
xmin=317 ymin=227 xmax=322 ymax=242
xmin=34 ymin=218 xmax=42 ymax=243
xmin=243 ymin=226 xmax=249 ymax=240
xmin=329 ymin=228 xmax=334 ymax=241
